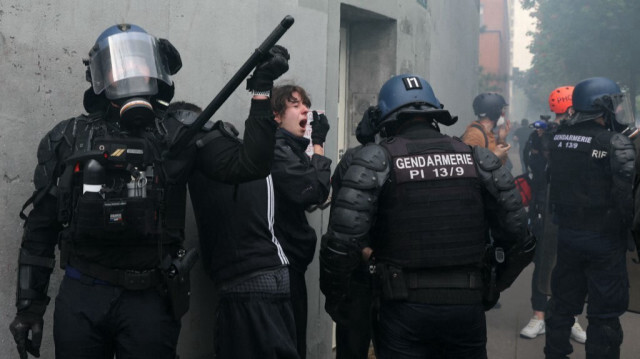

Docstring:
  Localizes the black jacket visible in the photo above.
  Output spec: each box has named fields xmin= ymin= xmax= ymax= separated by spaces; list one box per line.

xmin=189 ymin=172 xmax=289 ymax=285
xmin=271 ymin=129 xmax=332 ymax=272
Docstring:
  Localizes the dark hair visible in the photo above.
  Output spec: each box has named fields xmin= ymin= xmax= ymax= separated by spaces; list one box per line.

xmin=167 ymin=101 xmax=202 ymax=114
xmin=271 ymin=85 xmax=311 ymax=117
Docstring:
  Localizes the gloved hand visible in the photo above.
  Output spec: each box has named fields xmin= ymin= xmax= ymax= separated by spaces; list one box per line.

xmin=246 ymin=45 xmax=290 ymax=92
xmin=9 ymin=311 xmax=44 ymax=358
xmin=311 ymin=111 xmax=330 ymax=145
xmin=356 ymin=106 xmax=379 ymax=144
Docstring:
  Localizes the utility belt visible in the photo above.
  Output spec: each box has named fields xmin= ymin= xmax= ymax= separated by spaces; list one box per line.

xmin=65 ymin=247 xmax=199 ymax=320
xmin=554 ymin=205 xmax=617 ymax=233
xmin=67 ymin=256 xmax=161 ymax=290
xmin=373 ymin=263 xmax=484 ymax=305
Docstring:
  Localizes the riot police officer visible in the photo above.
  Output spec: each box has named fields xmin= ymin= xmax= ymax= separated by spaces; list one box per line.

xmin=545 ymin=77 xmax=635 ymax=358
xmin=320 ymin=74 xmax=534 ymax=358
xmin=9 ymin=24 xmax=289 ymax=358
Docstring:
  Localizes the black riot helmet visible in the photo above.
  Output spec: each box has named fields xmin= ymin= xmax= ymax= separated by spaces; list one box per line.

xmin=472 ymin=92 xmax=507 ymax=122
xmin=374 ymin=74 xmax=457 ymax=136
xmin=570 ymin=77 xmax=633 ymax=132
xmin=84 ymin=24 xmax=182 ymax=127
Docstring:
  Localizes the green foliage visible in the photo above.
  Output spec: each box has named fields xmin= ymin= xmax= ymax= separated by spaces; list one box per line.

xmin=518 ymin=0 xmax=640 ymax=112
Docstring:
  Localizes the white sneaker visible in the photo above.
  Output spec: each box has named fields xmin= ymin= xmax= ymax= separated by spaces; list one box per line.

xmin=571 ymin=320 xmax=587 ymax=344
xmin=520 ymin=317 xmax=546 ymax=339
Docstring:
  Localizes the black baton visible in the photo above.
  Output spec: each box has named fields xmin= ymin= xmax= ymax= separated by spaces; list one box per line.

xmin=168 ymin=15 xmax=295 ymax=155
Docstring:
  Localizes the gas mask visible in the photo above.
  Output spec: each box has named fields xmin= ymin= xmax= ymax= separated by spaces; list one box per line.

xmin=117 ymin=97 xmax=156 ymax=129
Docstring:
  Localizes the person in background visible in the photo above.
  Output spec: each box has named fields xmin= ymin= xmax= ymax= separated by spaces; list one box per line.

xmin=520 ymin=86 xmax=587 ymax=344
xmin=513 ymin=118 xmax=533 ymax=173
xmin=461 ymin=92 xmax=511 ymax=165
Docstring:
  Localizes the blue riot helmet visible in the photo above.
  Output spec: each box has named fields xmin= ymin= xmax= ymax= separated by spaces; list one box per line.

xmin=473 ymin=93 xmax=507 ymax=122
xmin=570 ymin=77 xmax=634 ymax=131
xmin=375 ymin=74 xmax=456 ymax=135
xmin=530 ymin=120 xmax=548 ymax=130
xmin=88 ymin=24 xmax=173 ymax=100
xmin=86 ymin=24 xmax=180 ymax=128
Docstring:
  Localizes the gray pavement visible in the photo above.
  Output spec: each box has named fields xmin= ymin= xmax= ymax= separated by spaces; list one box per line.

xmin=484 ymin=149 xmax=640 ymax=358
xmin=486 ymin=263 xmax=640 ymax=358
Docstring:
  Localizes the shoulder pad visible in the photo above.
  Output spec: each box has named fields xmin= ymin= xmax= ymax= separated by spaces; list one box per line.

xmin=195 ymin=120 xmax=240 ymax=149
xmin=47 ymin=118 xmax=75 ymax=143
xmin=472 ymin=146 xmax=501 ymax=171
xmin=352 ymin=143 xmax=389 ymax=171
xmin=202 ymin=120 xmax=216 ymax=132
xmin=174 ymin=109 xmax=200 ymax=126
xmin=610 ymin=133 xmax=634 ymax=151
xmin=610 ymin=133 xmax=635 ymax=178
xmin=33 ymin=119 xmax=75 ymax=190
xmin=213 ymin=121 xmax=240 ymax=138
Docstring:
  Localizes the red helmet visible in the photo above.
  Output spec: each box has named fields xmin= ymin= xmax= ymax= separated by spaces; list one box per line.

xmin=548 ymin=86 xmax=574 ymax=114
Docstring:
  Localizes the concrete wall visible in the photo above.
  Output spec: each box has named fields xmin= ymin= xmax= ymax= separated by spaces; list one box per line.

xmin=0 ymin=1 xmax=479 ymax=358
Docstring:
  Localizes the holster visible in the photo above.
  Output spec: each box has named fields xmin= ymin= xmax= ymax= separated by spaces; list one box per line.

xmin=375 ymin=263 xmax=408 ymax=301
xmin=482 ymin=246 xmax=503 ymax=310
xmin=161 ymin=248 xmax=199 ymax=320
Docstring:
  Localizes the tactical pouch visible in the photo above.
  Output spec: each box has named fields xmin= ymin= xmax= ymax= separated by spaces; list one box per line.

xmin=73 ymin=195 xmax=158 ymax=241
xmin=376 ymin=263 xmax=408 ymax=300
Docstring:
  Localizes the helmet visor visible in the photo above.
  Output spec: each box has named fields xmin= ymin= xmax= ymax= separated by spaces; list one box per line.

xmin=611 ymin=93 xmax=635 ymax=127
xmin=90 ymin=32 xmax=172 ymax=100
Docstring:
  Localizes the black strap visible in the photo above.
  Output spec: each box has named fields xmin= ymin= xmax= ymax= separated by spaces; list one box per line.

xmin=19 ymin=250 xmax=56 ymax=269
xmin=195 ymin=129 xmax=223 ymax=149
xmin=406 ymin=270 xmax=483 ymax=289
xmin=470 ymin=123 xmax=489 ymax=148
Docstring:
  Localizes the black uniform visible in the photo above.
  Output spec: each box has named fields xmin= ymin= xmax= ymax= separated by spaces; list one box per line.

xmin=330 ymin=147 xmax=374 ymax=359
xmin=17 ymin=100 xmax=276 ymax=358
xmin=322 ymin=121 xmax=530 ymax=358
xmin=189 ymin=166 xmax=298 ymax=359
xmin=546 ymin=120 xmax=634 ymax=358
xmin=271 ymin=128 xmax=332 ymax=358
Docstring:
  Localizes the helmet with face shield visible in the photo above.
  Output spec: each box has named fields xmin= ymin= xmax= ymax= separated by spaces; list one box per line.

xmin=87 ymin=24 xmax=173 ymax=101
xmin=570 ymin=77 xmax=634 ymax=132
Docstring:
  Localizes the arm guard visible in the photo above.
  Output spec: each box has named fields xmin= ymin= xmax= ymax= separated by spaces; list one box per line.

xmin=16 ymin=249 xmax=55 ymax=313
xmin=610 ymin=133 xmax=634 ymax=227
xmin=17 ymin=120 xmax=71 ymax=313
xmin=320 ymin=144 xmax=390 ymax=300
xmin=473 ymin=146 xmax=534 ymax=292
xmin=473 ymin=146 xmax=528 ymax=243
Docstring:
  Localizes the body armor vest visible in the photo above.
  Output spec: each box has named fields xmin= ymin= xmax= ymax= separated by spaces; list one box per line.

xmin=549 ymin=122 xmax=614 ymax=231
xmin=372 ymin=135 xmax=487 ymax=269
xmin=58 ymin=115 xmax=187 ymax=266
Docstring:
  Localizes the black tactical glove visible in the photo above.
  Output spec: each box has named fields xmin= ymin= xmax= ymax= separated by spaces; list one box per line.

xmin=246 ymin=45 xmax=290 ymax=92
xmin=9 ymin=311 xmax=44 ymax=359
xmin=356 ymin=106 xmax=379 ymax=144
xmin=311 ymin=111 xmax=330 ymax=145
xmin=319 ymin=238 xmax=359 ymax=300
